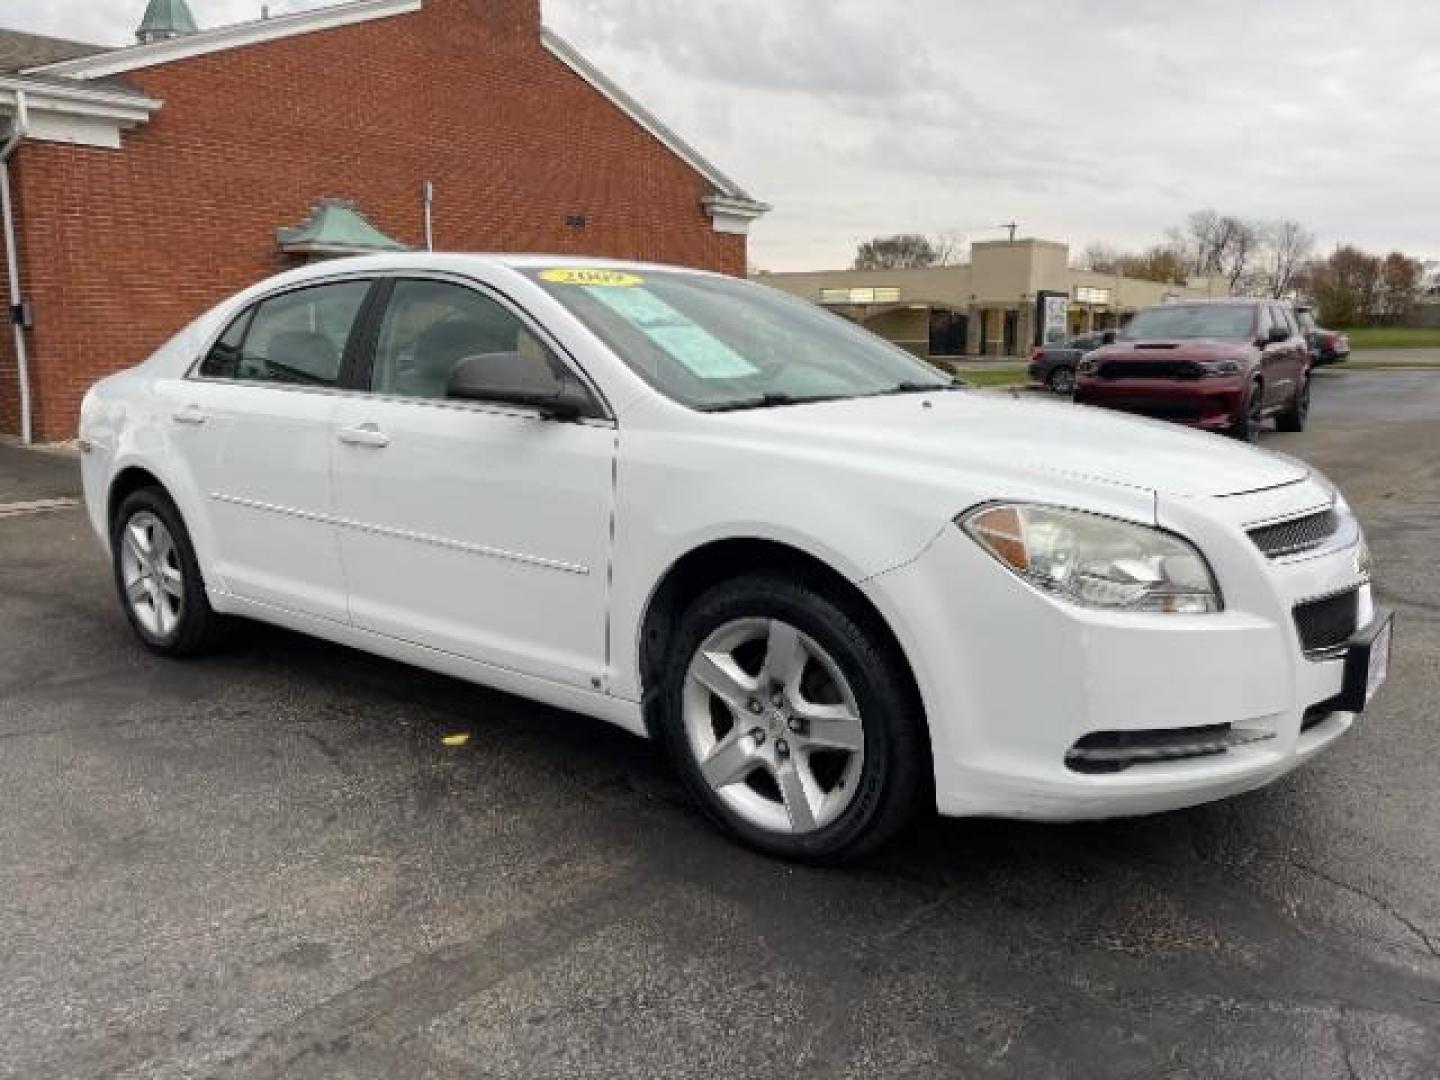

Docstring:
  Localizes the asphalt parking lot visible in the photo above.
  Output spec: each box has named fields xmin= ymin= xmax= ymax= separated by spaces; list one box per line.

xmin=2 ymin=369 xmax=1438 ymax=1079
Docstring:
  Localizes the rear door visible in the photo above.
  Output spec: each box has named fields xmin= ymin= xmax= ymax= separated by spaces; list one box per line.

xmin=174 ymin=277 xmax=376 ymax=623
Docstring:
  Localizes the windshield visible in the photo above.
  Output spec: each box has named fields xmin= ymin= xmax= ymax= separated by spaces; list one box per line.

xmin=1120 ymin=304 xmax=1256 ymax=342
xmin=527 ymin=267 xmax=953 ymax=410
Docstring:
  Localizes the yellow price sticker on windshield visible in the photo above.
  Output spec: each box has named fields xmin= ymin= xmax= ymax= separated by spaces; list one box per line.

xmin=539 ymin=268 xmax=644 ymax=288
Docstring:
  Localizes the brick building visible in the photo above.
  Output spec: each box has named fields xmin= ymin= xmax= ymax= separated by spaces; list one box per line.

xmin=0 ymin=0 xmax=768 ymax=441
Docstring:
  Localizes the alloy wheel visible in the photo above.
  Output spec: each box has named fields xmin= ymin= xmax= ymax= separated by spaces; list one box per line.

xmin=119 ymin=511 xmax=185 ymax=638
xmin=1049 ymin=367 xmax=1075 ymax=395
xmin=682 ymin=617 xmax=866 ymax=835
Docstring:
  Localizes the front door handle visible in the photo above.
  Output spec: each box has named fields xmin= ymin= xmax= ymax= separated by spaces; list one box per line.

xmin=172 ymin=404 xmax=208 ymax=426
xmin=337 ymin=423 xmax=391 ymax=449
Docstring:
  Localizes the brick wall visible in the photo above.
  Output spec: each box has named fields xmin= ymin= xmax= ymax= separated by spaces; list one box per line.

xmin=1 ymin=0 xmax=748 ymax=440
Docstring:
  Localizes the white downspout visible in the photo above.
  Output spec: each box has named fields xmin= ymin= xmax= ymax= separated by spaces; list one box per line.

xmin=0 ymin=89 xmax=32 ymax=444
xmin=422 ymin=180 xmax=434 ymax=252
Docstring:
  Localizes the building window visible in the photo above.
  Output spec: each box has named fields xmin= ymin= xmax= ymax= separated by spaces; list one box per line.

xmin=820 ymin=286 xmax=901 ymax=305
xmin=1075 ymin=285 xmax=1112 ymax=306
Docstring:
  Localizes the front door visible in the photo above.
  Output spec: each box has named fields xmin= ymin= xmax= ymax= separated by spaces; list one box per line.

xmin=330 ymin=277 xmax=615 ymax=690
xmin=173 ymin=277 xmax=374 ymax=623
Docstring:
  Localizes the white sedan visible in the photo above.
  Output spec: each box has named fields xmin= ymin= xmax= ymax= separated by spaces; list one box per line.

xmin=79 ymin=256 xmax=1392 ymax=861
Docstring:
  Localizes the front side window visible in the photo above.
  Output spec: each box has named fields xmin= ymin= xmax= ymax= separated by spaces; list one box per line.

xmin=1122 ymin=304 xmax=1257 ymax=343
xmin=527 ymin=267 xmax=950 ymax=411
xmin=201 ymin=280 xmax=369 ymax=386
xmin=371 ymin=279 xmax=560 ymax=400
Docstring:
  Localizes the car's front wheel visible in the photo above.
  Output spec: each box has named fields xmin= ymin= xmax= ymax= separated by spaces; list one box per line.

xmin=111 ymin=487 xmax=223 ymax=657
xmin=1047 ymin=366 xmax=1076 ymax=395
xmin=660 ymin=574 xmax=928 ymax=862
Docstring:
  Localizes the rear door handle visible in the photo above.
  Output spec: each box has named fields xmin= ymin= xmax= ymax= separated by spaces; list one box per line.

xmin=337 ymin=423 xmax=390 ymax=449
xmin=172 ymin=405 xmax=208 ymax=426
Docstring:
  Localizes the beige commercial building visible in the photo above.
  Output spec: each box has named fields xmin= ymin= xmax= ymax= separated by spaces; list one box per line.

xmin=759 ymin=239 xmax=1226 ymax=359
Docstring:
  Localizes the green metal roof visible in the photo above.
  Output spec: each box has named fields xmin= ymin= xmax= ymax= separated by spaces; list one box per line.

xmin=276 ymin=199 xmax=410 ymax=256
xmin=137 ymin=0 xmax=199 ymax=41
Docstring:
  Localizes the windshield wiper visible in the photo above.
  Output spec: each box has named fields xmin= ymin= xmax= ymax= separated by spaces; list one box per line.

xmin=869 ymin=379 xmax=961 ymax=397
xmin=699 ymin=393 xmax=845 ymax=413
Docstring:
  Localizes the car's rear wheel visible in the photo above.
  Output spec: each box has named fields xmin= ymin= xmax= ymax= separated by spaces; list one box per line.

xmin=111 ymin=487 xmax=223 ymax=657
xmin=1275 ymin=374 xmax=1310 ymax=432
xmin=660 ymin=574 xmax=927 ymax=862
xmin=1047 ymin=366 xmax=1076 ymax=395
xmin=1228 ymin=380 xmax=1265 ymax=442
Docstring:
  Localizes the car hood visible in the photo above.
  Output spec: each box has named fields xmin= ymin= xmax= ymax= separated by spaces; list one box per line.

xmin=1092 ymin=339 xmax=1253 ymax=360
xmin=729 ymin=390 xmax=1308 ymax=499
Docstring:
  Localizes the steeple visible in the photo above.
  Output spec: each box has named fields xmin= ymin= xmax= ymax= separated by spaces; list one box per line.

xmin=136 ymin=0 xmax=199 ymax=44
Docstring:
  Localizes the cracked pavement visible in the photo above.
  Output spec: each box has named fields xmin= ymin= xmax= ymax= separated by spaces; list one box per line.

xmin=1 ymin=369 xmax=1438 ymax=1078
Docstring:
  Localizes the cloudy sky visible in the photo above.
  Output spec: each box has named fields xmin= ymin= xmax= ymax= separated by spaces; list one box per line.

xmin=3 ymin=0 xmax=1437 ymax=270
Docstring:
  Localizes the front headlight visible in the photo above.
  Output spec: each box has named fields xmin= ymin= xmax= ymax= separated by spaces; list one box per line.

xmin=1196 ymin=359 xmax=1241 ymax=377
xmin=960 ymin=503 xmax=1222 ymax=613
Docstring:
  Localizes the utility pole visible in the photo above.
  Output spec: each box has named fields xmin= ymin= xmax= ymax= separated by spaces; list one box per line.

xmin=999 ymin=221 xmax=1018 ymax=243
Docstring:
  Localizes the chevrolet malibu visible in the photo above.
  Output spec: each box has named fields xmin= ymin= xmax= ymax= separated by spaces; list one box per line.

xmin=78 ymin=256 xmax=1393 ymax=861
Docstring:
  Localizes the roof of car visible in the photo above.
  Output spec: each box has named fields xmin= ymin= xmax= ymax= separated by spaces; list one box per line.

xmin=1160 ymin=297 xmax=1289 ymax=308
xmin=299 ymin=252 xmax=726 ymax=276
xmin=220 ymin=253 xmax=729 ymax=305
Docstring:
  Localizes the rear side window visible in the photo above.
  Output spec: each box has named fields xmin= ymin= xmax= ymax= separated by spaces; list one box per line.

xmin=198 ymin=307 xmax=253 ymax=378
xmin=1273 ymin=305 xmax=1299 ymax=336
xmin=199 ymin=281 xmax=369 ymax=387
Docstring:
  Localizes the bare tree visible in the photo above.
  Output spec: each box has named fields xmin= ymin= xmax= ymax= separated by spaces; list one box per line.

xmin=852 ymin=234 xmax=942 ymax=271
xmin=930 ymin=230 xmax=969 ymax=266
xmin=1265 ymin=219 xmax=1314 ymax=298
xmin=1170 ymin=209 xmax=1227 ymax=276
xmin=1220 ymin=218 xmax=1262 ymax=294
xmin=1076 ymin=242 xmax=1123 ymax=273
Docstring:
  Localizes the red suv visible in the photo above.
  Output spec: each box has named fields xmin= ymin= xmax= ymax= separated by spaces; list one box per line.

xmin=1073 ymin=300 xmax=1311 ymax=440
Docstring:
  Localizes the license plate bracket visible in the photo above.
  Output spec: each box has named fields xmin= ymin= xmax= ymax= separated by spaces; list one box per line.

xmin=1335 ymin=609 xmax=1394 ymax=714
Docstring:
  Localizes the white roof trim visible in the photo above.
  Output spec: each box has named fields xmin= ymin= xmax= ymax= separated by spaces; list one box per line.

xmin=25 ymin=0 xmax=422 ymax=80
xmin=541 ymin=27 xmax=768 ymax=213
xmin=0 ymin=75 xmax=160 ymax=127
xmin=703 ymin=194 xmax=769 ymax=236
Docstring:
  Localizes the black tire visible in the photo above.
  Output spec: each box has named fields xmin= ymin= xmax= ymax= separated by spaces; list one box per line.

xmin=1046 ymin=365 xmax=1076 ymax=395
xmin=1275 ymin=374 xmax=1310 ymax=432
xmin=658 ymin=573 xmax=929 ymax=863
xmin=110 ymin=486 xmax=224 ymax=657
xmin=1228 ymin=380 xmax=1265 ymax=442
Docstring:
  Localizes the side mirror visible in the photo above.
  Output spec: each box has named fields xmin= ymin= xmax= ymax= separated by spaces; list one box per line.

xmin=1101 ymin=330 xmax=1116 ymax=345
xmin=445 ymin=352 xmax=597 ymax=420
xmin=1265 ymin=324 xmax=1289 ymax=344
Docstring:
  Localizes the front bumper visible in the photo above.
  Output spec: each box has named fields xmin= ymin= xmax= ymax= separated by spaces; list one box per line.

xmin=1074 ymin=375 xmax=1244 ymax=430
xmin=862 ymin=478 xmax=1374 ymax=821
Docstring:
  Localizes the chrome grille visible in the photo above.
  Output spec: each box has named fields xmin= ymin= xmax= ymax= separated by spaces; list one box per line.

xmin=1248 ymin=507 xmax=1340 ymax=558
xmin=1293 ymin=588 xmax=1359 ymax=657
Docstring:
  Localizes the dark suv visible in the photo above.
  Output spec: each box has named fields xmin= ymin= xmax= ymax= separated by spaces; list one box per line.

xmin=1073 ymin=300 xmax=1311 ymax=440
xmin=1029 ymin=329 xmax=1114 ymax=394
